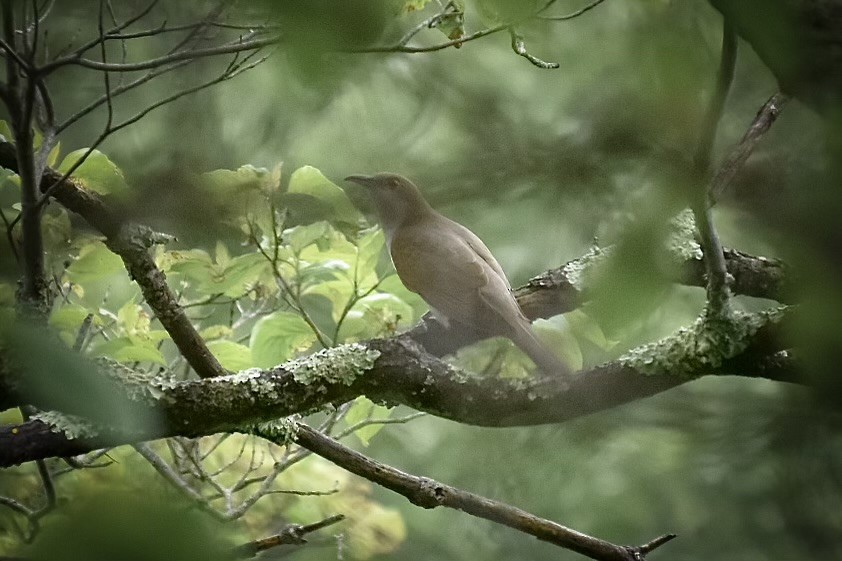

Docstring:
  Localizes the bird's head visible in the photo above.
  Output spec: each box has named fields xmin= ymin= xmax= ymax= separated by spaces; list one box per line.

xmin=344 ymin=172 xmax=432 ymax=231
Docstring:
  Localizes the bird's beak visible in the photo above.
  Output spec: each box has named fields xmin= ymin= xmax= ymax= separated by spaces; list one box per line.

xmin=344 ymin=174 xmax=375 ymax=187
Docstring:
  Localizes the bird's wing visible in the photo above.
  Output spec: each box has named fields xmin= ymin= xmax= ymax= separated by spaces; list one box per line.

xmin=390 ymin=217 xmax=527 ymax=335
xmin=452 ymin=220 xmax=532 ymax=329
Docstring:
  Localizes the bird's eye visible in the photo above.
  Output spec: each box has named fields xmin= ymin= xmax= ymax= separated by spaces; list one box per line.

xmin=389 ymin=178 xmax=398 ymax=189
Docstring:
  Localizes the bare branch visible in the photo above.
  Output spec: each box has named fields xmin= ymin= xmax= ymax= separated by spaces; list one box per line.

xmin=692 ymin=22 xmax=737 ymax=318
xmin=2 ymin=2 xmax=50 ymax=315
xmin=710 ymin=92 xmax=789 ymax=204
xmin=0 ymin=37 xmax=32 ymax=74
xmin=397 ymin=1 xmax=463 ymax=47
xmin=332 ymin=412 xmax=426 ymax=440
xmin=63 ymin=0 xmax=160 ymax=59
xmin=509 ymin=27 xmax=559 ymax=69
xmin=133 ymin=443 xmax=212 ymax=507
xmin=539 ymin=0 xmax=608 ymax=21
xmin=166 ymin=0 xmax=233 ymax=55
xmin=0 ymin=206 xmax=19 ymax=262
xmin=0 ymin=495 xmax=40 ymax=542
xmin=40 ymin=33 xmax=278 ymax=74
xmin=232 ymin=514 xmax=346 ymax=558
xmin=353 ymin=25 xmax=506 ymax=54
xmin=56 ymin=58 xmax=194 ymax=133
xmin=286 ymin=424 xmax=674 ymax=561
xmin=35 ymin=49 xmax=268 ymax=211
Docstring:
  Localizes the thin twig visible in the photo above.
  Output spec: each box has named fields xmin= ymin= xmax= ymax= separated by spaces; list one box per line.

xmin=63 ymin=0 xmax=160 ymax=58
xmin=32 ymin=50 xmax=268 ymax=211
xmin=692 ymin=22 xmax=737 ymax=317
xmin=0 ymin=206 xmax=19 ymax=261
xmin=0 ymin=37 xmax=32 ymax=73
xmin=134 ymin=443 xmax=212 ymax=507
xmin=539 ymin=0 xmax=608 ymax=20
xmin=353 ymin=25 xmax=506 ymax=54
xmin=40 ymin=32 xmax=278 ymax=74
xmin=232 ymin=514 xmax=346 ymax=558
xmin=397 ymin=0 xmax=462 ymax=47
xmin=56 ymin=58 xmax=194 ymax=133
xmin=72 ymin=313 xmax=94 ymax=351
xmin=509 ymin=27 xmax=559 ymax=69
xmin=709 ymin=92 xmax=789 ymax=204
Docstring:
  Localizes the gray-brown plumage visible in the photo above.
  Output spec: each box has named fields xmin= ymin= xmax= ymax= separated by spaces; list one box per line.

xmin=344 ymin=172 xmax=571 ymax=378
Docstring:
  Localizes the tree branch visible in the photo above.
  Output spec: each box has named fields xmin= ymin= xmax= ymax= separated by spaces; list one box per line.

xmin=692 ymin=22 xmax=737 ymax=318
xmin=0 ymin=303 xmax=797 ymax=467
xmin=40 ymin=33 xmax=278 ymax=74
xmin=232 ymin=513 xmax=345 ymax=558
xmin=282 ymin=424 xmax=675 ymax=561
xmin=2 ymin=2 xmax=49 ymax=316
xmin=538 ymin=0 xmax=609 ymax=21
xmin=509 ymin=27 xmax=559 ymax=69
xmin=0 ymin=142 xmax=227 ymax=379
xmin=352 ymin=25 xmax=507 ymax=54
xmin=709 ymin=92 xmax=789 ymax=204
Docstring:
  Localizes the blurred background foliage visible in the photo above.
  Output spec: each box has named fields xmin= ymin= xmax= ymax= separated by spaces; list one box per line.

xmin=1 ymin=0 xmax=841 ymax=559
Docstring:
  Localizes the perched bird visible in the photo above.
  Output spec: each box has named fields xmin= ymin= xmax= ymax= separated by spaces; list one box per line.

xmin=344 ymin=172 xmax=571 ymax=378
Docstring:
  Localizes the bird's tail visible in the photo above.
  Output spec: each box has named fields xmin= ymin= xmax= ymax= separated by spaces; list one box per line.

xmin=512 ymin=326 xmax=573 ymax=380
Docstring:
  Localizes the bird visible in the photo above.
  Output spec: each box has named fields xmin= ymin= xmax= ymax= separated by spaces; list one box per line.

xmin=344 ymin=172 xmax=571 ymax=379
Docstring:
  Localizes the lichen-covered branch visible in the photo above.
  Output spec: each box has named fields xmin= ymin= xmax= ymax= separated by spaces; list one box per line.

xmin=0 ymin=305 xmax=797 ymax=467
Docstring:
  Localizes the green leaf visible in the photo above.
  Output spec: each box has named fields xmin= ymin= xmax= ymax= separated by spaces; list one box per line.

xmin=304 ymin=279 xmax=356 ymax=322
xmin=452 ymin=337 xmax=532 ymax=378
xmin=215 ymin=241 xmax=231 ymax=268
xmin=434 ymin=0 xmax=465 ymax=42
xmin=202 ymin=164 xmax=280 ymax=196
xmin=354 ymin=227 xmax=385 ymax=289
xmin=49 ymin=304 xmax=93 ymax=333
xmin=287 ymin=165 xmax=362 ymax=225
xmin=200 ymin=325 xmax=233 ymax=341
xmin=402 ymin=0 xmax=433 ymax=12
xmin=160 ymin=249 xmax=268 ymax=297
xmin=250 ymin=311 xmax=317 ymax=368
xmin=41 ymin=207 xmax=72 ymax=243
xmin=46 ymin=141 xmax=61 ymax=167
xmin=336 ymin=292 xmax=414 ymax=341
xmin=0 ymin=120 xmax=11 ymax=143
xmin=91 ymin=337 xmax=166 ymax=365
xmin=65 ymin=241 xmax=124 ymax=284
xmin=117 ymin=302 xmax=156 ymax=343
xmin=216 ymin=252 xmax=270 ymax=296
xmin=283 ymin=221 xmax=329 ymax=253
xmin=157 ymin=249 xmax=213 ymax=276
xmin=57 ymin=149 xmax=127 ymax=195
xmin=344 ymin=396 xmax=392 ymax=446
xmin=376 ymin=274 xmax=427 ymax=318
xmin=356 ymin=292 xmax=414 ymax=325
xmin=207 ymin=340 xmax=253 ymax=371
xmin=0 ymin=408 xmax=23 ymax=424
xmin=117 ymin=301 xmax=141 ymax=332
xmin=564 ymin=309 xmax=615 ymax=351
xmin=533 ymin=316 xmax=583 ymax=372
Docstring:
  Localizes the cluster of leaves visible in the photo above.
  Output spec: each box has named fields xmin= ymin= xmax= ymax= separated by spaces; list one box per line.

xmin=1 ymin=118 xmax=612 ymax=556
xmin=0 ymin=133 xmax=421 ymax=555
